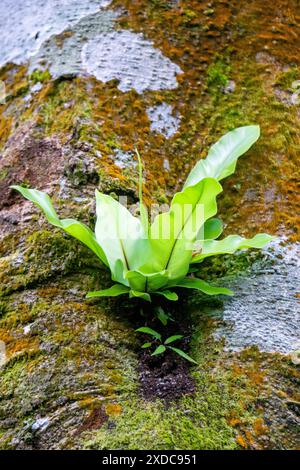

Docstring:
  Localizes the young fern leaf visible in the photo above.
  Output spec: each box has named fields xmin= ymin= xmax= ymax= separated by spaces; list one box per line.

xmin=125 ymin=270 xmax=169 ymax=294
xmin=129 ymin=290 xmax=151 ymax=302
xmin=94 ymin=190 xmax=150 ymax=285
xmin=151 ymin=345 xmax=166 ymax=356
xmin=164 ymin=335 xmax=183 ymax=344
xmin=153 ymin=290 xmax=178 ymax=301
xmin=169 ymin=346 xmax=198 ymax=364
xmin=136 ymin=327 xmax=161 ymax=340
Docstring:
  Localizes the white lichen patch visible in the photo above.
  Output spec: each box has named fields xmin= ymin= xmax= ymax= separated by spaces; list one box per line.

xmin=81 ymin=31 xmax=183 ymax=93
xmin=0 ymin=0 xmax=112 ymax=67
xmin=30 ymin=9 xmax=117 ymax=78
xmin=214 ymin=241 xmax=300 ymax=354
xmin=113 ymin=150 xmax=136 ymax=169
xmin=147 ymin=103 xmax=180 ymax=138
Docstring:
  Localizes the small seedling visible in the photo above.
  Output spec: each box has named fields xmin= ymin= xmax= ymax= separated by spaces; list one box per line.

xmin=136 ymin=327 xmax=197 ymax=364
xmin=155 ymin=306 xmax=174 ymax=326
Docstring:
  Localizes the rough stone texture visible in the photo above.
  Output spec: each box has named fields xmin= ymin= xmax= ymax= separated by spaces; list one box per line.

xmin=213 ymin=241 xmax=300 ymax=354
xmin=0 ymin=0 xmax=299 ymax=450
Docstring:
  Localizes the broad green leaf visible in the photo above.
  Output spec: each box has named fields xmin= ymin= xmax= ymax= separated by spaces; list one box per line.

xmin=146 ymin=178 xmax=222 ymax=280
xmin=142 ymin=342 xmax=152 ymax=349
xmin=203 ymin=218 xmax=223 ymax=240
xmin=164 ymin=335 xmax=183 ymax=345
xmin=136 ymin=327 xmax=161 ymax=340
xmin=169 ymin=346 xmax=198 ymax=364
xmin=125 ymin=270 xmax=147 ymax=292
xmin=174 ymin=277 xmax=233 ymax=296
xmin=11 ymin=186 xmax=108 ymax=266
xmin=192 ymin=233 xmax=275 ymax=263
xmin=184 ymin=125 xmax=260 ymax=188
xmin=129 ymin=290 xmax=151 ymax=302
xmin=112 ymin=259 xmax=127 ymax=285
xmin=95 ymin=190 xmax=150 ymax=284
xmin=125 ymin=270 xmax=169 ymax=293
xmin=151 ymin=345 xmax=166 ymax=356
xmin=86 ymin=284 xmax=130 ymax=298
xmin=145 ymin=272 xmax=170 ymax=292
xmin=153 ymin=290 xmax=178 ymax=301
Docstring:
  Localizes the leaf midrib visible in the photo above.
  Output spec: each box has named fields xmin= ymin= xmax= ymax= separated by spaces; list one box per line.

xmin=165 ymin=184 xmax=205 ymax=271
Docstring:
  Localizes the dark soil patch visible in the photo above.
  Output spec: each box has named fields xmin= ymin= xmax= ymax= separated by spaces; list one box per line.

xmin=137 ymin=310 xmax=196 ymax=402
xmin=75 ymin=407 xmax=108 ymax=435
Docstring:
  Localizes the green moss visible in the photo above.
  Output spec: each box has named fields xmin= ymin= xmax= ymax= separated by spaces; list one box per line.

xmin=0 ymin=169 xmax=8 ymax=181
xmin=81 ymin=323 xmax=258 ymax=450
xmin=206 ymin=59 xmax=231 ymax=89
xmin=0 ymin=229 xmax=103 ymax=297
xmin=84 ymin=395 xmax=237 ymax=450
xmin=275 ymin=66 xmax=299 ymax=89
xmin=0 ymin=302 xmax=7 ymax=318
xmin=29 ymin=69 xmax=52 ymax=84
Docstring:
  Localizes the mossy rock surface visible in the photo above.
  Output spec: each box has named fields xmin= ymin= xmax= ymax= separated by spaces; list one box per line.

xmin=0 ymin=0 xmax=299 ymax=450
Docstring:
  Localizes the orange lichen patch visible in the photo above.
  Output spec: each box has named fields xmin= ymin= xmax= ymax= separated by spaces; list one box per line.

xmin=244 ymin=430 xmax=255 ymax=447
xmin=0 ymin=328 xmax=12 ymax=344
xmin=247 ymin=369 xmax=265 ymax=386
xmin=105 ymin=403 xmax=122 ymax=417
xmin=55 ymin=30 xmax=74 ymax=48
xmin=230 ymin=362 xmax=264 ymax=386
xmin=78 ymin=397 xmax=100 ymax=409
xmin=253 ymin=418 xmax=268 ymax=437
xmin=227 ymin=417 xmax=241 ymax=428
xmin=7 ymin=337 xmax=39 ymax=356
xmin=236 ymin=434 xmax=248 ymax=449
xmin=0 ymin=64 xmax=29 ymax=98
xmin=37 ymin=286 xmax=63 ymax=299
xmin=0 ymin=328 xmax=39 ymax=359
xmin=0 ymin=115 xmax=12 ymax=148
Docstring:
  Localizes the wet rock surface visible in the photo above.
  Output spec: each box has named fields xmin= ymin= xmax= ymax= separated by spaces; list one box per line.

xmin=0 ymin=0 xmax=299 ymax=450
